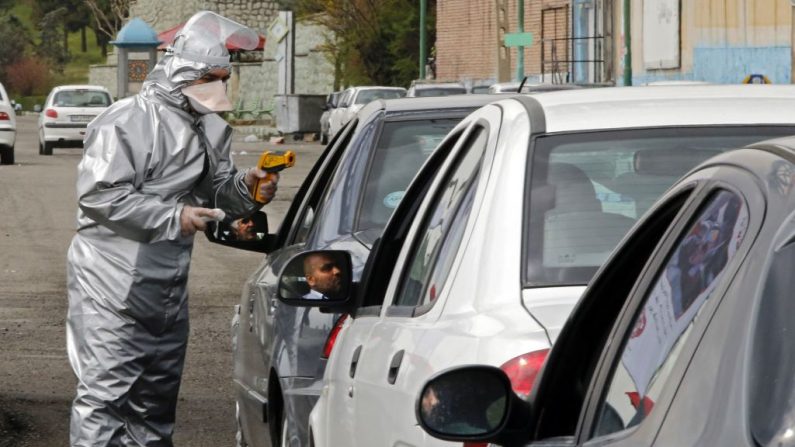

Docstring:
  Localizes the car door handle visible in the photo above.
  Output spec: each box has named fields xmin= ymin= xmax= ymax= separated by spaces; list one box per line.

xmin=387 ymin=350 xmax=404 ymax=385
xmin=349 ymin=346 xmax=362 ymax=378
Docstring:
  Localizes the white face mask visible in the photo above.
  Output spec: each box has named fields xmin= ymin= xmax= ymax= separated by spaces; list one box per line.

xmin=181 ymin=80 xmax=233 ymax=114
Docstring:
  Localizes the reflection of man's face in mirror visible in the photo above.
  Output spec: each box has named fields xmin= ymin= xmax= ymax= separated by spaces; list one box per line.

xmin=231 ymin=218 xmax=256 ymax=241
xmin=303 ymin=253 xmax=343 ymax=299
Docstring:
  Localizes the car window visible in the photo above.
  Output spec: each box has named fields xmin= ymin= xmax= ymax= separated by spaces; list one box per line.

xmin=292 ymin=120 xmax=358 ymax=245
xmin=750 ymin=238 xmax=795 ymax=446
xmin=525 ymin=126 xmax=795 ymax=287
xmin=355 ymin=89 xmax=405 ymax=104
xmin=357 ymin=118 xmax=463 ymax=232
xmin=592 ymin=190 xmax=748 ymax=438
xmin=414 ymin=87 xmax=467 ymax=97
xmin=392 ymin=125 xmax=488 ymax=312
xmin=340 ymin=89 xmax=354 ymax=107
xmin=54 ymin=90 xmax=111 ymax=107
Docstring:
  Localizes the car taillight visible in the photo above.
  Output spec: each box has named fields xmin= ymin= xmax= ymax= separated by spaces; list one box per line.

xmin=322 ymin=314 xmax=348 ymax=359
xmin=45 ymin=109 xmax=58 ymax=118
xmin=463 ymin=443 xmax=488 ymax=447
xmin=0 ymin=112 xmax=9 ymax=120
xmin=499 ymin=348 xmax=550 ymax=399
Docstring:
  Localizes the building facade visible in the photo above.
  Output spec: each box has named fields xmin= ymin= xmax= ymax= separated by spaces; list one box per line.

xmin=435 ymin=0 xmax=795 ymax=86
xmin=90 ymin=0 xmax=335 ymax=116
xmin=435 ymin=0 xmax=611 ymax=85
xmin=624 ymin=0 xmax=793 ymax=85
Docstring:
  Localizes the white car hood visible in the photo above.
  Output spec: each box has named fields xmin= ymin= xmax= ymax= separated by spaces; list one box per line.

xmin=521 ymin=286 xmax=587 ymax=343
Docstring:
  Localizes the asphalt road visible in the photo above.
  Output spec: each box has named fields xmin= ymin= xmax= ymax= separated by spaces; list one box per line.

xmin=0 ymin=115 xmax=323 ymax=446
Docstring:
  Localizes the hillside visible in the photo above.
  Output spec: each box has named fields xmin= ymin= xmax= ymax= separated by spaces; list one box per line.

xmin=6 ymin=0 xmax=107 ymax=106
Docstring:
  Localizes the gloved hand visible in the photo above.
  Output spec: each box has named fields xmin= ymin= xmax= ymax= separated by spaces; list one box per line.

xmin=244 ymin=168 xmax=279 ymax=204
xmin=180 ymin=206 xmax=224 ymax=236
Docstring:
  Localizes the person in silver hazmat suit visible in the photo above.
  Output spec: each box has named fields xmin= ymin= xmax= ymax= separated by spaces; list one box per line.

xmin=66 ymin=11 xmax=275 ymax=446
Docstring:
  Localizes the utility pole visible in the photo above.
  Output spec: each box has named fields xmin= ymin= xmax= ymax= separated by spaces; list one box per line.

xmin=419 ymin=0 xmax=427 ymax=79
xmin=517 ymin=0 xmax=525 ymax=81
xmin=622 ymin=0 xmax=632 ymax=86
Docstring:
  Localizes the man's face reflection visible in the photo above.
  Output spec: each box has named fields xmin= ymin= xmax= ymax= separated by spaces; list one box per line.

xmin=303 ymin=253 xmax=343 ymax=298
xmin=232 ymin=217 xmax=256 ymax=241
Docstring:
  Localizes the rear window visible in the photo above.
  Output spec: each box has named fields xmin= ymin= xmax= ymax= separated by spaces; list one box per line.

xmin=54 ymin=90 xmax=111 ymax=107
xmin=524 ymin=126 xmax=795 ymax=287
xmin=356 ymin=118 xmax=463 ymax=231
xmin=355 ymin=89 xmax=405 ymax=104
xmin=414 ymin=87 xmax=467 ymax=97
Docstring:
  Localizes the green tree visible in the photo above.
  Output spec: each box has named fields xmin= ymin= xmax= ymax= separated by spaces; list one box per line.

xmin=296 ymin=0 xmax=436 ymax=88
xmin=33 ymin=0 xmax=91 ymax=54
xmin=0 ymin=15 xmax=33 ymax=79
xmin=83 ymin=0 xmax=132 ymax=57
xmin=36 ymin=7 xmax=69 ymax=73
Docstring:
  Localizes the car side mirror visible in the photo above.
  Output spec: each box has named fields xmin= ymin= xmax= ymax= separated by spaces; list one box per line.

xmin=417 ymin=366 xmax=533 ymax=445
xmin=204 ymin=210 xmax=277 ymax=253
xmin=278 ymin=250 xmax=354 ymax=308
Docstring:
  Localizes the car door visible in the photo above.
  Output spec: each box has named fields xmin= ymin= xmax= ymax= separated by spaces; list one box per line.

xmin=346 ymin=110 xmax=502 ymax=446
xmin=234 ymin=119 xmax=358 ymax=441
xmin=317 ymin=118 xmax=474 ymax=446
xmin=523 ymin=166 xmax=765 ymax=447
xmin=572 ymin=169 xmax=764 ymax=447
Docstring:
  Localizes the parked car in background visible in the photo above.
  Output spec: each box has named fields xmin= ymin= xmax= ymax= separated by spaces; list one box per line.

xmin=417 ymin=136 xmax=795 ymax=447
xmin=406 ymin=80 xmax=468 ymax=97
xmin=327 ymin=86 xmax=407 ymax=139
xmin=469 ymin=82 xmax=494 ymax=94
xmin=489 ymin=80 xmax=584 ymax=93
xmin=0 ymin=82 xmax=17 ymax=165
xmin=38 ymin=85 xmax=113 ymax=155
xmin=211 ymin=94 xmax=513 ymax=447
xmin=319 ymin=91 xmax=342 ymax=145
xmin=276 ymin=85 xmax=795 ymax=446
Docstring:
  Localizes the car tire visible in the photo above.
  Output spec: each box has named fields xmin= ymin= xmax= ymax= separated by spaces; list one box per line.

xmin=38 ymin=140 xmax=44 ymax=155
xmin=0 ymin=146 xmax=13 ymax=165
xmin=42 ymin=141 xmax=54 ymax=156
xmin=280 ymin=409 xmax=293 ymax=447
xmin=235 ymin=402 xmax=248 ymax=447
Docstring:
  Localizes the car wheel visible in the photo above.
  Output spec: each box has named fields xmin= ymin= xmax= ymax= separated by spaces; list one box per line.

xmin=0 ymin=146 xmax=13 ymax=165
xmin=38 ymin=140 xmax=44 ymax=155
xmin=42 ymin=141 xmax=54 ymax=156
xmin=280 ymin=409 xmax=294 ymax=447
xmin=235 ymin=402 xmax=248 ymax=447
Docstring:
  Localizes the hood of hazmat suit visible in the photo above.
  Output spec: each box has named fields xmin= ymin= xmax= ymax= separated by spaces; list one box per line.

xmin=65 ymin=11 xmax=260 ymax=446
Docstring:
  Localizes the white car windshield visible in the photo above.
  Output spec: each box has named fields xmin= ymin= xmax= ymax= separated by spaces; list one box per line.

xmin=524 ymin=125 xmax=795 ymax=286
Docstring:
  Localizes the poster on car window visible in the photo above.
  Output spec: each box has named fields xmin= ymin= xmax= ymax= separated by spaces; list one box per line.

xmin=621 ymin=191 xmax=747 ymax=397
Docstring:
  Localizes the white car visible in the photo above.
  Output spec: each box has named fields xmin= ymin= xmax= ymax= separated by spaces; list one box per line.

xmin=406 ymin=81 xmax=467 ymax=97
xmin=0 ymin=82 xmax=17 ymax=165
xmin=38 ymin=85 xmax=113 ymax=155
xmin=276 ymin=85 xmax=795 ymax=446
xmin=327 ymin=87 xmax=406 ymax=138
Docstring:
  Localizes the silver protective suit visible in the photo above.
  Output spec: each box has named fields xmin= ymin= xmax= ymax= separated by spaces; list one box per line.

xmin=66 ymin=12 xmax=259 ymax=446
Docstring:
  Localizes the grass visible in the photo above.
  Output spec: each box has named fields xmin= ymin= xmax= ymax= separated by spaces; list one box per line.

xmin=8 ymin=0 xmax=107 ymax=104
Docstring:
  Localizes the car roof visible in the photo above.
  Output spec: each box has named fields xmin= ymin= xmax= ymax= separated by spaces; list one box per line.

xmin=526 ymin=85 xmax=795 ymax=133
xmin=359 ymin=94 xmax=506 ymax=116
xmin=413 ymin=82 xmax=465 ymax=89
xmin=52 ymin=85 xmax=110 ymax=92
xmin=354 ymin=86 xmax=406 ymax=91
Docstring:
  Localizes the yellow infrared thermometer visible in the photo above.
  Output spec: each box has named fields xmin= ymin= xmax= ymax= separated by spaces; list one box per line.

xmin=254 ymin=150 xmax=296 ymax=203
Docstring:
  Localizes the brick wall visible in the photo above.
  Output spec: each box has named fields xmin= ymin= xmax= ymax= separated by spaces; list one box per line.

xmin=436 ymin=0 xmax=571 ymax=82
